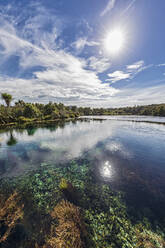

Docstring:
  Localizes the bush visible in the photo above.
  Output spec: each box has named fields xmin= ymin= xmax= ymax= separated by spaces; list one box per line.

xmin=18 ymin=116 xmax=33 ymax=123
xmin=51 ymin=110 xmax=60 ymax=119
xmin=23 ymin=104 xmax=41 ymax=118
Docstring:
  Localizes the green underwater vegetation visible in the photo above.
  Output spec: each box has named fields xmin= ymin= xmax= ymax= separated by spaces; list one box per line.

xmin=0 ymin=160 xmax=164 ymax=248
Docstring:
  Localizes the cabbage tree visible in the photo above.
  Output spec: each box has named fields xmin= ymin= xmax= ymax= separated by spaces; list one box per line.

xmin=1 ymin=93 xmax=12 ymax=107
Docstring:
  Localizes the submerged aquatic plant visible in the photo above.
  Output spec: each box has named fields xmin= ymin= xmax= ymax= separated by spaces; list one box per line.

xmin=135 ymin=223 xmax=165 ymax=248
xmin=0 ymin=192 xmax=24 ymax=243
xmin=59 ymin=178 xmax=69 ymax=190
xmin=0 ymin=160 xmax=164 ymax=248
xmin=44 ymin=199 xmax=86 ymax=248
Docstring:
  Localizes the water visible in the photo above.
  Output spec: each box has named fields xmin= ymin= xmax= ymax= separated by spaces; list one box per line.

xmin=80 ymin=115 xmax=165 ymax=123
xmin=0 ymin=117 xmax=165 ymax=247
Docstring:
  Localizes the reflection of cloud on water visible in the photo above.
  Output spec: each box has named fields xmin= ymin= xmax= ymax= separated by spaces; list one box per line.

xmin=39 ymin=121 xmax=116 ymax=160
xmin=0 ymin=121 xmax=132 ymax=177
xmin=0 ymin=121 xmax=117 ymax=177
xmin=105 ymin=141 xmax=133 ymax=159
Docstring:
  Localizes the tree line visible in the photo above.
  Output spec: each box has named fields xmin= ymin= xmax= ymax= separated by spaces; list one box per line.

xmin=0 ymin=93 xmax=165 ymax=125
xmin=0 ymin=93 xmax=80 ymax=125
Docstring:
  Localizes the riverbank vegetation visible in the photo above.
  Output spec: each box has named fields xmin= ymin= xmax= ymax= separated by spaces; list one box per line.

xmin=0 ymin=92 xmax=165 ymax=126
xmin=0 ymin=94 xmax=80 ymax=126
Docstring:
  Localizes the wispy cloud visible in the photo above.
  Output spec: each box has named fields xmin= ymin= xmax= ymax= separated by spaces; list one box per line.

xmin=106 ymin=71 xmax=131 ymax=83
xmin=97 ymin=83 xmax=165 ymax=107
xmin=72 ymin=37 xmax=99 ymax=52
xmin=0 ymin=2 xmax=163 ymax=108
xmin=122 ymin=0 xmax=137 ymax=15
xmin=127 ymin=60 xmax=144 ymax=70
xmin=100 ymin=0 xmax=116 ymax=17
xmin=87 ymin=56 xmax=111 ymax=73
xmin=111 ymin=84 xmax=165 ymax=107
xmin=0 ymin=4 xmax=118 ymax=105
xmin=106 ymin=60 xmax=152 ymax=84
xmin=157 ymin=63 xmax=165 ymax=67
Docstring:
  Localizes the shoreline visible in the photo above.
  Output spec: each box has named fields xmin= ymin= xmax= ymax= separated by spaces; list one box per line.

xmin=0 ymin=117 xmax=78 ymax=129
xmin=1 ymin=115 xmax=165 ymax=129
xmin=79 ymin=116 xmax=165 ymax=125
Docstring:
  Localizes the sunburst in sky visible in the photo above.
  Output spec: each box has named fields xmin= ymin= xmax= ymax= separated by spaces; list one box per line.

xmin=104 ymin=29 xmax=125 ymax=54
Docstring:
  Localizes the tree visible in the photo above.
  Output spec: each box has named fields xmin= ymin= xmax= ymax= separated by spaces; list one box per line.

xmin=15 ymin=100 xmax=25 ymax=107
xmin=1 ymin=93 xmax=12 ymax=107
xmin=159 ymin=106 xmax=165 ymax=116
xmin=23 ymin=103 xmax=41 ymax=118
xmin=44 ymin=102 xmax=55 ymax=115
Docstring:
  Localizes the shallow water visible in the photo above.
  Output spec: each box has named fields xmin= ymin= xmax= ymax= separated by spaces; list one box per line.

xmin=0 ymin=118 xmax=165 ymax=246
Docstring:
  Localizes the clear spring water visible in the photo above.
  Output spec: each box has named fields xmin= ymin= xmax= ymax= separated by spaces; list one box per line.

xmin=0 ymin=117 xmax=165 ymax=224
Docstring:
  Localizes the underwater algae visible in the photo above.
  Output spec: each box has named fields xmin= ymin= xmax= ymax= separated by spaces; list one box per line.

xmin=0 ymin=160 xmax=164 ymax=248
xmin=0 ymin=192 xmax=24 ymax=244
xmin=43 ymin=199 xmax=86 ymax=248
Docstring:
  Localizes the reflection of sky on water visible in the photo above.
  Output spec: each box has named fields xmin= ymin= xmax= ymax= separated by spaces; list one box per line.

xmin=1 ymin=118 xmax=165 ymax=223
xmin=0 ymin=119 xmax=165 ymax=179
xmin=81 ymin=115 xmax=165 ymax=123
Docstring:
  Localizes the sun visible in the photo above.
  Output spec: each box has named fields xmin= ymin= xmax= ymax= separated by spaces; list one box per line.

xmin=104 ymin=29 xmax=124 ymax=54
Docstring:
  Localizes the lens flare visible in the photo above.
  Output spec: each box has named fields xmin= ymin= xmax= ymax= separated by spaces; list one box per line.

xmin=104 ymin=29 xmax=124 ymax=54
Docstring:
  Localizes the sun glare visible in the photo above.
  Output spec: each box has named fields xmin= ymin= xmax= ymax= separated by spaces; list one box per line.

xmin=104 ymin=29 xmax=124 ymax=54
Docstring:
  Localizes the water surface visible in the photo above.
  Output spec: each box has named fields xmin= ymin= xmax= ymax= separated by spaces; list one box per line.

xmin=0 ymin=117 xmax=165 ymax=224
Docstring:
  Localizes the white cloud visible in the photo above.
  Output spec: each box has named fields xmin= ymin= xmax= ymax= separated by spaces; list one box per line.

xmin=157 ymin=63 xmax=165 ymax=67
xmin=106 ymin=60 xmax=152 ymax=84
xmin=0 ymin=13 xmax=118 ymax=105
xmin=107 ymin=71 xmax=131 ymax=83
xmin=127 ymin=60 xmax=144 ymax=70
xmin=0 ymin=74 xmax=119 ymax=106
xmin=94 ymin=83 xmax=165 ymax=108
xmin=100 ymin=0 xmax=116 ymax=17
xmin=0 ymin=20 xmax=118 ymax=104
xmin=72 ymin=37 xmax=99 ymax=52
xmin=72 ymin=37 xmax=87 ymax=51
xmin=0 ymin=3 xmax=163 ymax=108
xmin=88 ymin=56 xmax=111 ymax=73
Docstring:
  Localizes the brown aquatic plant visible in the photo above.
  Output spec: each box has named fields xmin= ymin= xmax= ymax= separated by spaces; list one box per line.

xmin=0 ymin=192 xmax=24 ymax=243
xmin=44 ymin=200 xmax=86 ymax=248
xmin=135 ymin=224 xmax=165 ymax=248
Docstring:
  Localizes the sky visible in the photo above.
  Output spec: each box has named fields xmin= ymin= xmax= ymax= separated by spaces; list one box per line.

xmin=0 ymin=0 xmax=165 ymax=107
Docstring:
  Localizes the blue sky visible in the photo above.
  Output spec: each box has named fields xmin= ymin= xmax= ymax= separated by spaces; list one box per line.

xmin=0 ymin=0 xmax=165 ymax=107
